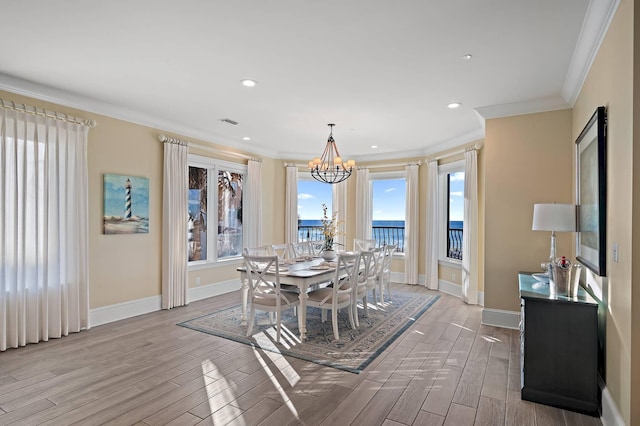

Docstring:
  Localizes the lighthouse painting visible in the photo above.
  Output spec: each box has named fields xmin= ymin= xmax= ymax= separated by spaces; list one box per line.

xmin=103 ymin=173 xmax=149 ymax=234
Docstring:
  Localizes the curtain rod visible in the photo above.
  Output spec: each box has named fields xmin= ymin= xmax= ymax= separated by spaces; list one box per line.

xmin=426 ymin=142 xmax=482 ymax=162
xmin=158 ymin=134 xmax=261 ymax=162
xmin=358 ymin=160 xmax=421 ymax=170
xmin=0 ymin=99 xmax=97 ymax=128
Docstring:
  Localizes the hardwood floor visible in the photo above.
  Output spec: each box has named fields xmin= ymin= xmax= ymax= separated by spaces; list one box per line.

xmin=0 ymin=284 xmax=602 ymax=426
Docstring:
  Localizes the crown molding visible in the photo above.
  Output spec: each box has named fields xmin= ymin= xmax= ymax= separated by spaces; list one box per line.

xmin=0 ymin=73 xmax=276 ymax=159
xmin=562 ymin=0 xmax=620 ymax=106
xmin=475 ymin=96 xmax=571 ymax=120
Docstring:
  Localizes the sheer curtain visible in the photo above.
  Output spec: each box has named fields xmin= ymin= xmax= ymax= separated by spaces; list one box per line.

xmin=285 ymin=165 xmax=298 ymax=243
xmin=424 ymin=160 xmax=439 ymax=289
xmin=333 ymin=180 xmax=348 ymax=249
xmin=245 ymin=159 xmax=263 ymax=249
xmin=404 ymin=164 xmax=419 ymax=284
xmin=0 ymin=101 xmax=94 ymax=351
xmin=355 ymin=168 xmax=371 ymax=240
xmin=161 ymin=136 xmax=188 ymax=309
xmin=462 ymin=147 xmax=479 ymax=304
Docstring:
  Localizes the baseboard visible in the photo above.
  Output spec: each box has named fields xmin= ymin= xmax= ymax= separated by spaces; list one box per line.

xmin=481 ymin=307 xmax=520 ymax=330
xmin=189 ymin=279 xmax=240 ymax=302
xmin=90 ymin=279 xmax=241 ymax=327
xmin=438 ymin=279 xmax=485 ymax=306
xmin=90 ymin=295 xmax=162 ymax=327
xmin=601 ymin=386 xmax=625 ymax=426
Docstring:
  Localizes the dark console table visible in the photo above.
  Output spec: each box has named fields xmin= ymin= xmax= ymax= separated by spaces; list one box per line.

xmin=519 ymin=273 xmax=600 ymax=416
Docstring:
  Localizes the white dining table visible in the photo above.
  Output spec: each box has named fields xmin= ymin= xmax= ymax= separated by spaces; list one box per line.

xmin=237 ymin=257 xmax=339 ymax=341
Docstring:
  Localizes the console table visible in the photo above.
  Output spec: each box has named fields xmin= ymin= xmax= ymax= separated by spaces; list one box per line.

xmin=519 ymin=273 xmax=600 ymax=416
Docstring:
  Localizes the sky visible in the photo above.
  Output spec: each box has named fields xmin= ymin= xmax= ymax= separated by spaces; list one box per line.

xmin=298 ymin=173 xmax=465 ymax=222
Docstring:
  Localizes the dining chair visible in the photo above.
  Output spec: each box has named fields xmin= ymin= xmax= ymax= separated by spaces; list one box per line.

xmin=290 ymin=241 xmax=312 ymax=258
xmin=374 ymin=244 xmax=397 ymax=304
xmin=353 ymin=238 xmax=376 ymax=252
xmin=243 ymin=253 xmax=300 ymax=343
xmin=306 ymin=252 xmax=360 ymax=340
xmin=245 ymin=245 xmax=273 ymax=256
xmin=308 ymin=240 xmax=325 ymax=256
xmin=271 ymin=243 xmax=293 ymax=261
xmin=352 ymin=250 xmax=377 ymax=327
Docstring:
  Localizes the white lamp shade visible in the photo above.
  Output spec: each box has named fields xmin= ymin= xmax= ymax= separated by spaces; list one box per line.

xmin=532 ymin=203 xmax=576 ymax=232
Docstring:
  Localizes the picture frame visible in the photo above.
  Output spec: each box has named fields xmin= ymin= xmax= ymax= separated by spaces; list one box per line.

xmin=103 ymin=173 xmax=150 ymax=234
xmin=575 ymin=106 xmax=607 ymax=276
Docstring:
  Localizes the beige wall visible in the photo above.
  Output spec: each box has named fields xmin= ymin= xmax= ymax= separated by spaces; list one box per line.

xmin=572 ymin=0 xmax=635 ymax=422
xmin=484 ymin=109 xmax=574 ymax=312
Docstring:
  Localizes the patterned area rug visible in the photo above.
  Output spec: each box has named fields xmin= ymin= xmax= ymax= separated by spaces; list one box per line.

xmin=178 ymin=290 xmax=440 ymax=373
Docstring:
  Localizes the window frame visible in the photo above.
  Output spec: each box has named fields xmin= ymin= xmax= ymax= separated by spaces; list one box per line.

xmin=438 ymin=160 xmax=464 ymax=266
xmin=188 ymin=154 xmax=247 ymax=268
xmin=369 ymin=170 xmax=406 ymax=256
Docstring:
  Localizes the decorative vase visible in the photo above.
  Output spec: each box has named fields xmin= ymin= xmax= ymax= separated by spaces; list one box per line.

xmin=321 ymin=249 xmax=337 ymax=261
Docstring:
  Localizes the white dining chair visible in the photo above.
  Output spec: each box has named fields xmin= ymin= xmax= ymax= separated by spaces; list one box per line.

xmin=352 ymin=250 xmax=378 ymax=327
xmin=245 ymin=245 xmax=273 ymax=256
xmin=354 ymin=238 xmax=376 ymax=252
xmin=271 ymin=243 xmax=293 ymax=261
xmin=308 ymin=240 xmax=325 ymax=256
xmin=306 ymin=252 xmax=360 ymax=340
xmin=243 ymin=253 xmax=300 ymax=343
xmin=374 ymin=244 xmax=397 ymax=304
xmin=290 ymin=241 xmax=312 ymax=258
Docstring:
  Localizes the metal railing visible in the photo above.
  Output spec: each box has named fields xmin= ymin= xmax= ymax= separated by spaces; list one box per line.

xmin=298 ymin=225 xmax=405 ymax=252
xmin=448 ymin=228 xmax=463 ymax=260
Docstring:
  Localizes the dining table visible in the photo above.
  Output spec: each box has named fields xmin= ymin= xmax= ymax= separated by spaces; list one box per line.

xmin=237 ymin=256 xmax=341 ymax=341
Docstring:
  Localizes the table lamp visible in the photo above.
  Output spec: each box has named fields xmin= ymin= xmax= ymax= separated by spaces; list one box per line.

xmin=532 ymin=203 xmax=576 ymax=265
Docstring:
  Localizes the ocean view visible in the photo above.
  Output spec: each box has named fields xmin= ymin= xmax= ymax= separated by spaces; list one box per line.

xmin=298 ymin=220 xmax=463 ymax=228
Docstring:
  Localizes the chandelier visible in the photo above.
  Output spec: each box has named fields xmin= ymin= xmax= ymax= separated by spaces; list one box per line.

xmin=308 ymin=124 xmax=355 ymax=184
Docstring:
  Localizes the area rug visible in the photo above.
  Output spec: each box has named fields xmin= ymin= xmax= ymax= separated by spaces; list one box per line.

xmin=178 ymin=290 xmax=440 ymax=373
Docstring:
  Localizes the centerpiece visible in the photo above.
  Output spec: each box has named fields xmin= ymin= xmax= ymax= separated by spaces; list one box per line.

xmin=321 ymin=203 xmax=340 ymax=261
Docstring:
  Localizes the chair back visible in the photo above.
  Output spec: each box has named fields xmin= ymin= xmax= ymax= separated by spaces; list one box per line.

xmin=380 ymin=244 xmax=397 ymax=273
xmin=308 ymin=240 xmax=325 ymax=255
xmin=271 ymin=243 xmax=293 ymax=261
xmin=243 ymin=253 xmax=292 ymax=308
xmin=357 ymin=250 xmax=376 ymax=293
xmin=354 ymin=238 xmax=376 ymax=252
xmin=333 ymin=252 xmax=361 ymax=295
xmin=291 ymin=241 xmax=312 ymax=258
xmin=245 ymin=245 xmax=272 ymax=256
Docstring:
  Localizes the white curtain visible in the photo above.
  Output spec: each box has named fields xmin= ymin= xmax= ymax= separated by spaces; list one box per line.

xmin=333 ymin=180 xmax=348 ymax=249
xmin=285 ymin=165 xmax=298 ymax=243
xmin=0 ymin=102 xmax=92 ymax=351
xmin=162 ymin=137 xmax=188 ymax=309
xmin=355 ymin=168 xmax=372 ymax=240
xmin=404 ymin=164 xmax=419 ymax=284
xmin=462 ymin=147 xmax=479 ymax=304
xmin=425 ymin=160 xmax=439 ymax=289
xmin=245 ymin=159 xmax=263 ymax=249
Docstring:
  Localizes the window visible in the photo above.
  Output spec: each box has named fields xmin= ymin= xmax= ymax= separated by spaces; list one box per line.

xmin=188 ymin=155 xmax=246 ymax=264
xmin=370 ymin=172 xmax=406 ymax=252
xmin=438 ymin=161 xmax=465 ymax=261
xmin=296 ymin=178 xmax=332 ymax=241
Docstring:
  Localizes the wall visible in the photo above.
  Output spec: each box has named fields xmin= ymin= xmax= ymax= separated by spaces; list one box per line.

xmin=0 ymin=89 xmax=276 ymax=311
xmin=484 ymin=109 xmax=574 ymax=312
xmin=572 ymin=0 xmax=635 ymax=422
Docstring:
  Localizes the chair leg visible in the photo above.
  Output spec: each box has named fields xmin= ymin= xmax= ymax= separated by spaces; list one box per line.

xmin=276 ymin=313 xmax=281 ymax=343
xmin=332 ymin=308 xmax=339 ymax=340
xmin=348 ymin=302 xmax=356 ymax=330
xmin=353 ymin=300 xmax=359 ymax=328
xmin=321 ymin=308 xmax=327 ymax=323
xmin=362 ymin=295 xmax=368 ymax=317
xmin=247 ymin=306 xmax=256 ymax=337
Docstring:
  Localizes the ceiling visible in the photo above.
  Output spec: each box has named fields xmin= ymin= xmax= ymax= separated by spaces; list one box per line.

xmin=0 ymin=1 xmax=615 ymax=161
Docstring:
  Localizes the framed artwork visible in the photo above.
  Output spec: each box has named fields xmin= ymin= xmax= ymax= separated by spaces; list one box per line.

xmin=103 ymin=173 xmax=150 ymax=234
xmin=575 ymin=106 xmax=607 ymax=276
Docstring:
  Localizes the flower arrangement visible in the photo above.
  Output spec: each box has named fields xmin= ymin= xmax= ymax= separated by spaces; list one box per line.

xmin=321 ymin=203 xmax=340 ymax=251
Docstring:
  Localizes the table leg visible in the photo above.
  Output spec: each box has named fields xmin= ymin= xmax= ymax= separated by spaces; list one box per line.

xmin=240 ymin=271 xmax=248 ymax=326
xmin=299 ymin=283 xmax=309 ymax=340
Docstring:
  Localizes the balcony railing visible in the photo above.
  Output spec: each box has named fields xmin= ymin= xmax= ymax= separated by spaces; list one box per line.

xmin=448 ymin=228 xmax=463 ymax=260
xmin=298 ymin=225 xmax=405 ymax=253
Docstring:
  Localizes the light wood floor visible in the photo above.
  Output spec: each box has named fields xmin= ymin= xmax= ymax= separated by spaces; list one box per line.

xmin=0 ymin=284 xmax=602 ymax=426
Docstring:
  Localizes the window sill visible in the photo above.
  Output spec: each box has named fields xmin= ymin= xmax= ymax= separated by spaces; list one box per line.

xmin=438 ymin=258 xmax=462 ymax=269
xmin=188 ymin=257 xmax=243 ymax=271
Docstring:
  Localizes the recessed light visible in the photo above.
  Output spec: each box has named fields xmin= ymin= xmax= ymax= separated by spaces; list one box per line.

xmin=462 ymin=54 xmax=472 ymax=60
xmin=371 ymin=145 xmax=378 ymax=149
xmin=448 ymin=102 xmax=462 ymax=109
xmin=242 ymin=136 xmax=251 ymax=141
xmin=241 ymin=79 xmax=257 ymax=87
